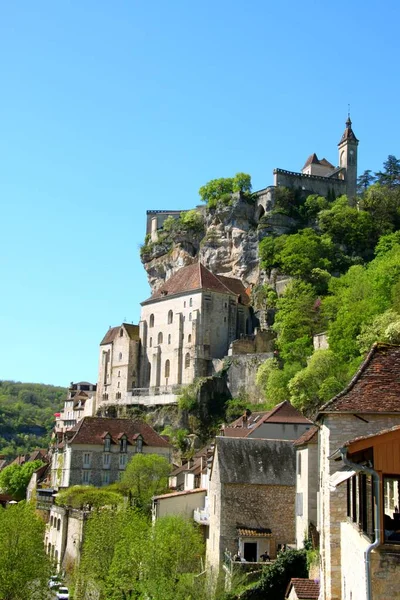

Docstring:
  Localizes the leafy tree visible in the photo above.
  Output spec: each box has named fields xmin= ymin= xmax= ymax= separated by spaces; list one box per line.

xmin=56 ymin=485 xmax=124 ymax=509
xmin=0 ymin=459 xmax=45 ymax=500
xmin=375 ymin=155 xmax=400 ymax=187
xmin=0 ymin=502 xmax=51 ymax=600
xmin=288 ymin=350 xmax=348 ymax=413
xmin=362 ymin=184 xmax=400 ymax=234
xmin=375 ymin=230 xmax=400 ymax=257
xmin=256 ymin=358 xmax=302 ymax=405
xmin=273 ymin=280 xmax=319 ymax=365
xmin=357 ymin=169 xmax=375 ymax=194
xmin=199 ymin=173 xmax=251 ymax=207
xmin=357 ymin=309 xmax=400 ymax=354
xmin=302 ymin=194 xmax=330 ymax=220
xmin=119 ymin=453 xmax=171 ymax=515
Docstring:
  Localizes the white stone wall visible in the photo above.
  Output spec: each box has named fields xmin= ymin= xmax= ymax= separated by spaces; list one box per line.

xmin=319 ymin=413 xmax=400 ymax=600
xmin=340 ymin=521 xmax=368 ymax=600
xmin=153 ymin=490 xmax=206 ymax=520
xmin=45 ymin=506 xmax=68 ymax=569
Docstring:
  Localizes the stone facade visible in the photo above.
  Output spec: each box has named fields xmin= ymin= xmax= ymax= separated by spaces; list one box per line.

xmin=295 ymin=435 xmax=318 ymax=549
xmin=45 ymin=505 xmax=87 ymax=572
xmin=318 ymin=413 xmax=400 ymax=600
xmin=224 ymin=352 xmax=273 ymax=402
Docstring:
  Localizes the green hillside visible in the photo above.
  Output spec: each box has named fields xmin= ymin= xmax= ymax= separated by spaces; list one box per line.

xmin=0 ymin=381 xmax=66 ymax=459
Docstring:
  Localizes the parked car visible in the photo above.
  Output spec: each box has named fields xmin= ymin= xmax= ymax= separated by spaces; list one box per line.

xmin=56 ymin=586 xmax=69 ymax=600
xmin=48 ymin=576 xmax=61 ymax=590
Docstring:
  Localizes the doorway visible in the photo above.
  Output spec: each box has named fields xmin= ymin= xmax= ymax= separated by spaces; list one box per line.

xmin=243 ymin=542 xmax=257 ymax=562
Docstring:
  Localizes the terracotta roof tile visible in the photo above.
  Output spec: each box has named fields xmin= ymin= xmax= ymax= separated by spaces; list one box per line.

xmin=68 ymin=417 xmax=170 ymax=448
xmin=318 ymin=344 xmax=400 ymax=415
xmin=293 ymin=426 xmax=319 ymax=447
xmin=227 ymin=402 xmax=311 ymax=438
xmin=287 ymin=578 xmax=320 ymax=600
xmin=237 ymin=527 xmax=272 ymax=537
xmin=141 ymin=262 xmax=248 ymax=305
xmin=153 ymin=488 xmax=206 ymax=500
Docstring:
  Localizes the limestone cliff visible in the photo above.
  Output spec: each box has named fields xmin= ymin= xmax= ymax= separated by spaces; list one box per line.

xmin=141 ymin=195 xmax=263 ymax=292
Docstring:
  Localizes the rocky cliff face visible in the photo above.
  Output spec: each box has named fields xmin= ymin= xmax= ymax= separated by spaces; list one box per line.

xmin=141 ymin=196 xmax=263 ymax=292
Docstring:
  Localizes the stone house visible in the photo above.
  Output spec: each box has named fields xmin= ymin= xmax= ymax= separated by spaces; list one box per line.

xmin=294 ymin=426 xmax=318 ymax=549
xmin=96 ymin=323 xmax=140 ymax=406
xmin=222 ymin=400 xmax=313 ymax=441
xmin=316 ymin=343 xmax=400 ymax=600
xmin=329 ymin=425 xmax=400 ymax=600
xmin=138 ymin=262 xmax=253 ymax=390
xmin=45 ymin=504 xmax=87 ymax=572
xmin=55 ymin=381 xmax=96 ymax=432
xmin=51 ymin=416 xmax=171 ymax=489
xmin=206 ymin=436 xmax=296 ymax=577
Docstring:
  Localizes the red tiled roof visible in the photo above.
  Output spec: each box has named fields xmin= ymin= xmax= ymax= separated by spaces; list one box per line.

xmin=318 ymin=343 xmax=400 ymax=415
xmin=100 ymin=323 xmax=139 ymax=345
xmin=237 ymin=527 xmax=272 ymax=537
xmin=227 ymin=402 xmax=311 ymax=438
xmin=68 ymin=417 xmax=170 ymax=448
xmin=293 ymin=426 xmax=319 ymax=447
xmin=141 ymin=262 xmax=249 ymax=305
xmin=287 ymin=578 xmax=320 ymax=600
xmin=153 ymin=488 xmax=206 ymax=500
xmin=302 ymin=153 xmax=335 ymax=171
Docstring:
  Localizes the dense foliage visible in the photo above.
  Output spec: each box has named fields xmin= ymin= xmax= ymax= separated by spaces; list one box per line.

xmin=0 ymin=502 xmax=51 ymax=600
xmin=0 ymin=459 xmax=45 ymax=500
xmin=119 ymin=452 xmax=171 ymax=515
xmin=257 ymin=156 xmax=400 ymax=415
xmin=74 ymin=509 xmax=208 ymax=600
xmin=0 ymin=381 xmax=65 ymax=459
xmin=199 ymin=173 xmax=252 ymax=209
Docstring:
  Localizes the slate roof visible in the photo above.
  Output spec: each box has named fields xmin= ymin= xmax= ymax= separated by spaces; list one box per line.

xmin=100 ymin=323 xmax=140 ymax=346
xmin=141 ymin=262 xmax=250 ymax=305
xmin=338 ymin=117 xmax=359 ymax=144
xmin=286 ymin=578 xmax=320 ymax=600
xmin=67 ymin=417 xmax=170 ymax=448
xmin=213 ymin=437 xmax=296 ymax=486
xmin=318 ymin=343 xmax=400 ymax=416
xmin=224 ymin=402 xmax=311 ymax=438
xmin=293 ymin=426 xmax=319 ymax=447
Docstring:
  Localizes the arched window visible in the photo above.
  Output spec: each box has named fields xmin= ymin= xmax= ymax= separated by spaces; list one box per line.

xmin=185 ymin=353 xmax=190 ymax=368
xmin=118 ymin=370 xmax=120 ymax=377
xmin=119 ymin=352 xmax=122 ymax=360
xmin=168 ymin=334 xmax=171 ymax=344
xmin=149 ymin=337 xmax=152 ymax=348
xmin=119 ymin=328 xmax=124 ymax=337
xmin=184 ymin=301 xmax=186 ymax=308
xmin=189 ymin=297 xmax=193 ymax=307
xmin=149 ymin=314 xmax=154 ymax=328
xmin=165 ymin=360 xmax=170 ymax=378
xmin=57 ymin=519 xmax=61 ymax=531
xmin=188 ymin=334 xmax=192 ymax=343
xmin=168 ymin=310 xmax=173 ymax=324
xmin=189 ymin=312 xmax=192 ymax=321
xmin=158 ymin=332 xmax=163 ymax=345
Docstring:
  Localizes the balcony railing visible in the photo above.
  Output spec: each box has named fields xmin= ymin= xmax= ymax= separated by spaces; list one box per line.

xmin=223 ymin=551 xmax=273 ymax=575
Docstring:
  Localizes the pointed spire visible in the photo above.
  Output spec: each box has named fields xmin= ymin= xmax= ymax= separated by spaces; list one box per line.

xmin=338 ymin=113 xmax=358 ymax=145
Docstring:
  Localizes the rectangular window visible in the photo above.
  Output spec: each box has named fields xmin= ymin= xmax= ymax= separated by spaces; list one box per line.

xmin=296 ymin=492 xmax=303 ymax=516
xmin=348 ymin=473 xmax=374 ymax=541
xmin=297 ymin=453 xmax=302 ymax=476
xmin=119 ymin=454 xmax=128 ymax=469
xmin=384 ymin=475 xmax=400 ymax=544
xmin=103 ymin=453 xmax=111 ymax=469
xmin=83 ymin=453 xmax=91 ymax=468
xmin=82 ymin=470 xmax=91 ymax=484
xmin=101 ymin=471 xmax=110 ymax=486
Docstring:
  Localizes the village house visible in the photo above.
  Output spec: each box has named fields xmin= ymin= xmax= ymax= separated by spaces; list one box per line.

xmin=293 ymin=426 xmax=319 ymax=549
xmin=316 ymin=343 xmax=400 ymax=600
xmin=206 ymin=436 xmax=296 ymax=579
xmin=221 ymin=401 xmax=312 ymax=441
xmin=51 ymin=416 xmax=171 ymax=489
xmin=285 ymin=578 xmax=320 ymax=600
xmin=55 ymin=381 xmax=96 ymax=432
xmin=329 ymin=425 xmax=400 ymax=600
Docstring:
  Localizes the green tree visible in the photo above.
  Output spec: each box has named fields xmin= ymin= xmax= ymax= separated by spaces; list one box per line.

xmin=357 ymin=309 xmax=400 ymax=354
xmin=362 ymin=184 xmax=400 ymax=234
xmin=56 ymin=485 xmax=124 ymax=509
xmin=375 ymin=155 xmax=400 ymax=188
xmin=198 ymin=173 xmax=252 ymax=207
xmin=0 ymin=459 xmax=45 ymax=500
xmin=119 ymin=453 xmax=171 ymax=515
xmin=273 ymin=280 xmax=319 ymax=365
xmin=357 ymin=169 xmax=375 ymax=194
xmin=0 ymin=502 xmax=51 ymax=600
xmin=256 ymin=358 xmax=302 ymax=406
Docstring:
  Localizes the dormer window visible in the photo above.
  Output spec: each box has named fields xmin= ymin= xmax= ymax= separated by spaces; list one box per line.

xmin=120 ymin=436 xmax=127 ymax=453
xmin=136 ymin=436 xmax=143 ymax=453
xmin=104 ymin=435 xmax=111 ymax=452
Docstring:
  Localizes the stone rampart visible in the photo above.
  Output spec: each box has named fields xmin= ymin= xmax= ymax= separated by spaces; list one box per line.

xmin=274 ymin=168 xmax=347 ymax=198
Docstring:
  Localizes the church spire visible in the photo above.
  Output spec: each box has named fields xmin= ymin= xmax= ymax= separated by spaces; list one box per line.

xmin=338 ymin=114 xmax=358 ymax=145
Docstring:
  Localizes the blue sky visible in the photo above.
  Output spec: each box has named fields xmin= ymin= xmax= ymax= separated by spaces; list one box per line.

xmin=1 ymin=1 xmax=399 ymax=386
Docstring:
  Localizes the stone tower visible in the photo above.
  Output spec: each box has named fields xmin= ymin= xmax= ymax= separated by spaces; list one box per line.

xmin=338 ymin=116 xmax=359 ymax=201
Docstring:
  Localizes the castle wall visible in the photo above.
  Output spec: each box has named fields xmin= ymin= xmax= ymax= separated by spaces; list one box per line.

xmin=274 ymin=169 xmax=347 ymax=198
xmin=225 ymin=352 xmax=273 ymax=402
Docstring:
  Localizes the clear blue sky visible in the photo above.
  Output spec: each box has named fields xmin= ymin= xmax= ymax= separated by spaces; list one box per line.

xmin=1 ymin=1 xmax=399 ymax=386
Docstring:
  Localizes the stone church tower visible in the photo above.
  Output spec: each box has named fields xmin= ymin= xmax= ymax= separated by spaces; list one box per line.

xmin=338 ymin=115 xmax=359 ymax=201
